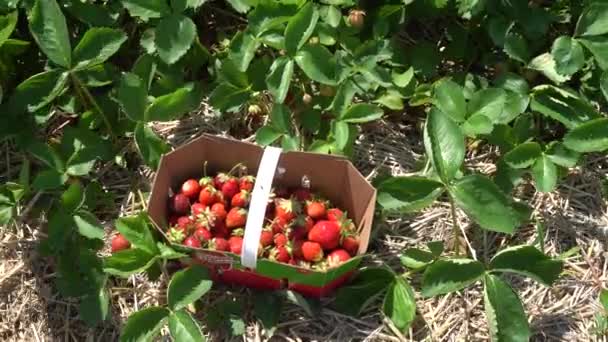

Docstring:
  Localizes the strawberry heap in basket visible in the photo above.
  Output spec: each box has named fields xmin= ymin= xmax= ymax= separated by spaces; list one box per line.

xmin=165 ymin=164 xmax=360 ymax=270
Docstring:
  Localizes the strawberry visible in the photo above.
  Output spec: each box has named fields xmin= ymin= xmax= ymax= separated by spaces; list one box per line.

xmin=274 ymin=233 xmax=287 ymax=247
xmin=327 ymin=208 xmax=344 ymax=222
xmin=181 ymin=179 xmax=201 ymax=198
xmin=260 ymin=230 xmax=274 ymax=247
xmin=177 ymin=216 xmax=193 ymax=230
xmin=231 ymin=190 xmax=250 ymax=208
xmin=213 ymin=220 xmax=230 ymax=238
xmin=111 ymin=233 xmax=130 ymax=252
xmin=183 ymin=236 xmax=201 ymax=248
xmin=214 ymin=172 xmax=230 ymax=189
xmin=271 ymin=216 xmax=290 ymax=234
xmin=275 ymin=198 xmax=299 ymax=222
xmin=292 ymin=187 xmax=311 ymax=202
xmin=199 ymin=176 xmax=213 ymax=187
xmin=270 ymin=246 xmax=290 ymax=263
xmin=198 ymin=185 xmax=220 ymax=206
xmin=288 ymin=258 xmax=297 ymax=265
xmin=328 ymin=249 xmax=351 ymax=266
xmin=211 ymin=202 xmax=227 ymax=222
xmin=191 ymin=202 xmax=207 ymax=216
xmin=273 ymin=187 xmax=290 ymax=199
xmin=171 ymin=194 xmax=190 ymax=215
xmin=342 ymin=236 xmax=360 ymax=256
xmin=226 ymin=208 xmax=247 ymax=228
xmin=306 ymin=201 xmax=326 ymax=220
xmin=239 ymin=175 xmax=255 ymax=192
xmin=301 ymin=241 xmax=323 ymax=262
xmin=308 ymin=220 xmax=341 ymax=250
xmin=194 ymin=227 xmax=212 ymax=242
xmin=291 ymin=239 xmax=304 ymax=259
xmin=168 ymin=214 xmax=179 ymax=226
xmin=221 ymin=177 xmax=239 ymax=199
xmin=209 ymin=237 xmax=229 ymax=251
xmin=228 ymin=236 xmax=243 ymax=254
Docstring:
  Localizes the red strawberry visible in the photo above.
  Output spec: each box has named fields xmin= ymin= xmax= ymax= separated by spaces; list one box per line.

xmin=306 ymin=201 xmax=326 ymax=220
xmin=171 ymin=194 xmax=190 ymax=215
xmin=274 ymin=233 xmax=287 ymax=247
xmin=291 ymin=239 xmax=304 ymax=259
xmin=213 ymin=220 xmax=230 ymax=238
xmin=328 ymin=249 xmax=351 ymax=266
xmin=194 ymin=227 xmax=212 ymax=242
xmin=308 ymin=220 xmax=341 ymax=250
xmin=191 ymin=202 xmax=207 ymax=216
xmin=270 ymin=246 xmax=290 ymax=263
xmin=273 ymin=187 xmax=290 ymax=199
xmin=342 ymin=236 xmax=360 ymax=256
xmin=327 ymin=208 xmax=344 ymax=222
xmin=198 ymin=185 xmax=220 ymax=206
xmin=226 ymin=208 xmax=247 ymax=228
xmin=271 ymin=216 xmax=290 ymax=234
xmin=168 ymin=214 xmax=179 ymax=226
xmin=239 ymin=175 xmax=255 ymax=192
xmin=228 ymin=236 xmax=243 ymax=254
xmin=231 ymin=190 xmax=250 ymax=208
xmin=209 ymin=237 xmax=229 ymax=251
xmin=111 ymin=233 xmax=130 ymax=252
xmin=183 ymin=236 xmax=201 ymax=248
xmin=181 ymin=179 xmax=201 ymax=198
xmin=292 ymin=187 xmax=312 ymax=202
xmin=301 ymin=241 xmax=323 ymax=262
xmin=221 ymin=178 xmax=239 ymax=199
xmin=260 ymin=230 xmax=274 ymax=247
xmin=211 ymin=202 xmax=227 ymax=222
xmin=177 ymin=216 xmax=193 ymax=231
xmin=275 ymin=198 xmax=299 ymax=222
xmin=288 ymin=258 xmax=298 ymax=265
xmin=214 ymin=172 xmax=230 ymax=189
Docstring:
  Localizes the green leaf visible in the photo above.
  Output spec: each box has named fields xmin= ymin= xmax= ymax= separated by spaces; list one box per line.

xmin=9 ymin=70 xmax=68 ymax=113
xmin=331 ymin=120 xmax=350 ymax=150
xmin=574 ymin=2 xmax=608 ymax=37
xmin=72 ymin=28 xmax=127 ymax=70
xmin=424 ymin=108 xmax=465 ymax=183
xmin=383 ymin=277 xmax=416 ymax=331
xmin=504 ymin=142 xmax=542 ymax=169
xmin=219 ymin=59 xmax=249 ymax=88
xmin=451 ymin=175 xmax=523 ymax=234
xmin=116 ymin=214 xmax=159 ymax=255
xmin=74 ymin=210 xmax=105 ymax=240
xmin=374 ymin=90 xmax=404 ymax=110
xmin=284 ymin=2 xmax=319 ymax=56
xmin=0 ymin=11 xmax=18 ymax=46
xmin=531 ymin=154 xmax=557 ymax=193
xmin=601 ymin=289 xmax=608 ymax=312
xmin=334 ymin=267 xmax=395 ymax=316
xmin=27 ymin=142 xmax=64 ymax=171
xmin=266 ymin=57 xmax=294 ymax=103
xmin=484 ymin=274 xmax=531 ymax=342
xmin=168 ymin=265 xmax=213 ymax=311
xmin=422 ymin=258 xmax=485 ymax=297
xmin=155 ymin=14 xmax=196 ymax=65
xmin=225 ymin=0 xmax=251 ymax=13
xmin=527 ymin=53 xmax=570 ymax=84
xmin=461 ymin=114 xmax=494 ymax=137
xmin=133 ymin=54 xmax=157 ymax=91
xmin=377 ymin=176 xmax=444 ymax=213
xmin=400 ymin=248 xmax=436 ymax=270
xmin=392 ymin=67 xmax=414 ymax=88
xmin=434 ymin=79 xmax=466 ymax=122
xmin=119 ymin=307 xmax=169 ymax=342
xmin=284 ymin=290 xmax=320 ymax=317
xmin=269 ymin=104 xmax=291 ymax=133
xmin=468 ymin=88 xmax=506 ymax=123
xmin=121 ymin=0 xmax=171 ymax=20
xmin=64 ymin=0 xmax=117 ymax=27
xmin=209 ymin=83 xmax=250 ymax=112
xmin=294 ymin=44 xmax=336 ymax=85
xmin=158 ymin=243 xmax=187 ymax=260
xmin=171 ymin=0 xmax=207 ymax=12
xmin=145 ymin=86 xmax=199 ymax=121
xmin=117 ymin=73 xmax=147 ymax=122
xmin=490 ymin=245 xmax=563 ymax=286
xmin=340 ymin=103 xmax=383 ymax=123
xmin=551 ymin=36 xmax=585 ymax=76
xmin=134 ymin=122 xmax=170 ymax=169
xmin=61 ymin=181 xmax=84 ymax=213
xmin=79 ymin=287 xmax=110 ymax=326
xmin=255 ymin=126 xmax=283 ymax=146
xmin=230 ymin=31 xmax=260 ymax=72
xmin=28 ymin=0 xmax=71 ymax=68
xmin=103 ymin=248 xmax=157 ymax=277
xmin=330 ymin=80 xmax=357 ymax=114
xmin=563 ymin=118 xmax=608 ymax=153
xmin=503 ymin=27 xmax=530 ymax=64
xmin=530 ymin=85 xmax=600 ymax=129
xmin=545 ymin=142 xmax=579 ymax=168
xmin=253 ymin=292 xmax=282 ymax=336
xmin=578 ymin=36 xmax=608 ymax=70
xmin=168 ymin=310 xmax=205 ymax=342
xmin=32 ymin=169 xmax=67 ymax=190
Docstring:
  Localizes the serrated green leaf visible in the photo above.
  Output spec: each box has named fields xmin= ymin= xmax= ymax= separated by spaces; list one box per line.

xmin=578 ymin=36 xmax=608 ymax=70
xmin=117 ymin=73 xmax=147 ymax=122
xmin=532 ymin=154 xmax=557 ymax=193
xmin=103 ymin=248 xmax=157 ymax=277
xmin=79 ymin=287 xmax=110 ymax=326
xmin=374 ymin=90 xmax=404 ymax=110
xmin=168 ymin=265 xmax=213 ymax=311
xmin=266 ymin=57 xmax=294 ymax=103
xmin=255 ymin=126 xmax=283 ymax=146
xmin=504 ymin=142 xmax=542 ymax=169
xmin=530 ymin=85 xmax=600 ymax=129
xmin=230 ymin=31 xmax=260 ymax=72
xmin=168 ymin=310 xmax=205 ymax=342
xmin=489 ymin=245 xmax=563 ymax=286
xmin=284 ymin=290 xmax=320 ymax=317
xmin=72 ymin=28 xmax=127 ymax=70
xmin=340 ymin=103 xmax=383 ymax=123
xmin=0 ymin=11 xmax=18 ymax=47
xmin=575 ymin=2 xmax=608 ymax=37
xmin=424 ymin=108 xmax=465 ymax=183
xmin=377 ymin=176 xmax=444 ymax=213
xmin=64 ymin=0 xmax=117 ymax=27
xmin=504 ymin=26 xmax=530 ymax=64
xmin=208 ymin=83 xmax=250 ymax=113
xmin=334 ymin=267 xmax=395 ymax=316
xmin=295 ymin=44 xmax=336 ymax=85
xmin=220 ymin=59 xmax=249 ymax=88
xmin=284 ymin=2 xmax=319 ymax=56
xmin=121 ymin=0 xmax=171 ymax=20
xmin=32 ymin=169 xmax=67 ymax=190
xmin=601 ymin=72 xmax=608 ymax=102
xmin=155 ymin=14 xmax=196 ymax=65
xmin=28 ymin=0 xmax=71 ymax=68
xmin=551 ymin=36 xmax=585 ymax=76
xmin=331 ymin=120 xmax=350 ymax=150
xmin=74 ymin=210 xmax=105 ymax=240
xmin=400 ymin=248 xmax=436 ymax=270
xmin=254 ymin=292 xmax=282 ymax=336
xmin=422 ymin=258 xmax=485 ymax=297
xmin=383 ymin=277 xmax=416 ymax=331
xmin=527 ymin=53 xmax=570 ymax=84
xmin=145 ymin=86 xmax=199 ymax=122
xmin=461 ymin=114 xmax=494 ymax=137
xmin=119 ymin=307 xmax=169 ymax=342
xmin=269 ymin=104 xmax=291 ymax=133
xmin=133 ymin=54 xmax=157 ymax=91
xmin=434 ymin=79 xmax=466 ymax=122
xmin=484 ymin=274 xmax=530 ymax=342
xmin=563 ymin=118 xmax=608 ymax=152
xmin=392 ymin=67 xmax=414 ymax=88
xmin=451 ymin=175 xmax=522 ymax=233
xmin=134 ymin=122 xmax=170 ymax=169
xmin=61 ymin=181 xmax=84 ymax=213
xmin=468 ymin=88 xmax=506 ymax=123
xmin=330 ymin=80 xmax=357 ymax=114
xmin=8 ymin=70 xmax=68 ymax=113
xmin=545 ymin=142 xmax=579 ymax=168
xmin=116 ymin=214 xmax=158 ymax=255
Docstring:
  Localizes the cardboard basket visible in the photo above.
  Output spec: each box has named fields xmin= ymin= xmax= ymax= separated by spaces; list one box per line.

xmin=148 ymin=134 xmax=376 ymax=297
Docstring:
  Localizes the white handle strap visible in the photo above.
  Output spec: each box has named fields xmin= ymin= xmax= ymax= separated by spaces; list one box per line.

xmin=241 ymin=146 xmax=282 ymax=269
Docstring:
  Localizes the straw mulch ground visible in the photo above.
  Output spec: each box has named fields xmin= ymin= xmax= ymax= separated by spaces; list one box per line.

xmin=0 ymin=103 xmax=606 ymax=341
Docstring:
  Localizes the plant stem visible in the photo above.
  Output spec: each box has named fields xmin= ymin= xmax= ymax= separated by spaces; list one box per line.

xmin=69 ymin=72 xmax=115 ymax=140
xmin=448 ymin=194 xmax=461 ymax=256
